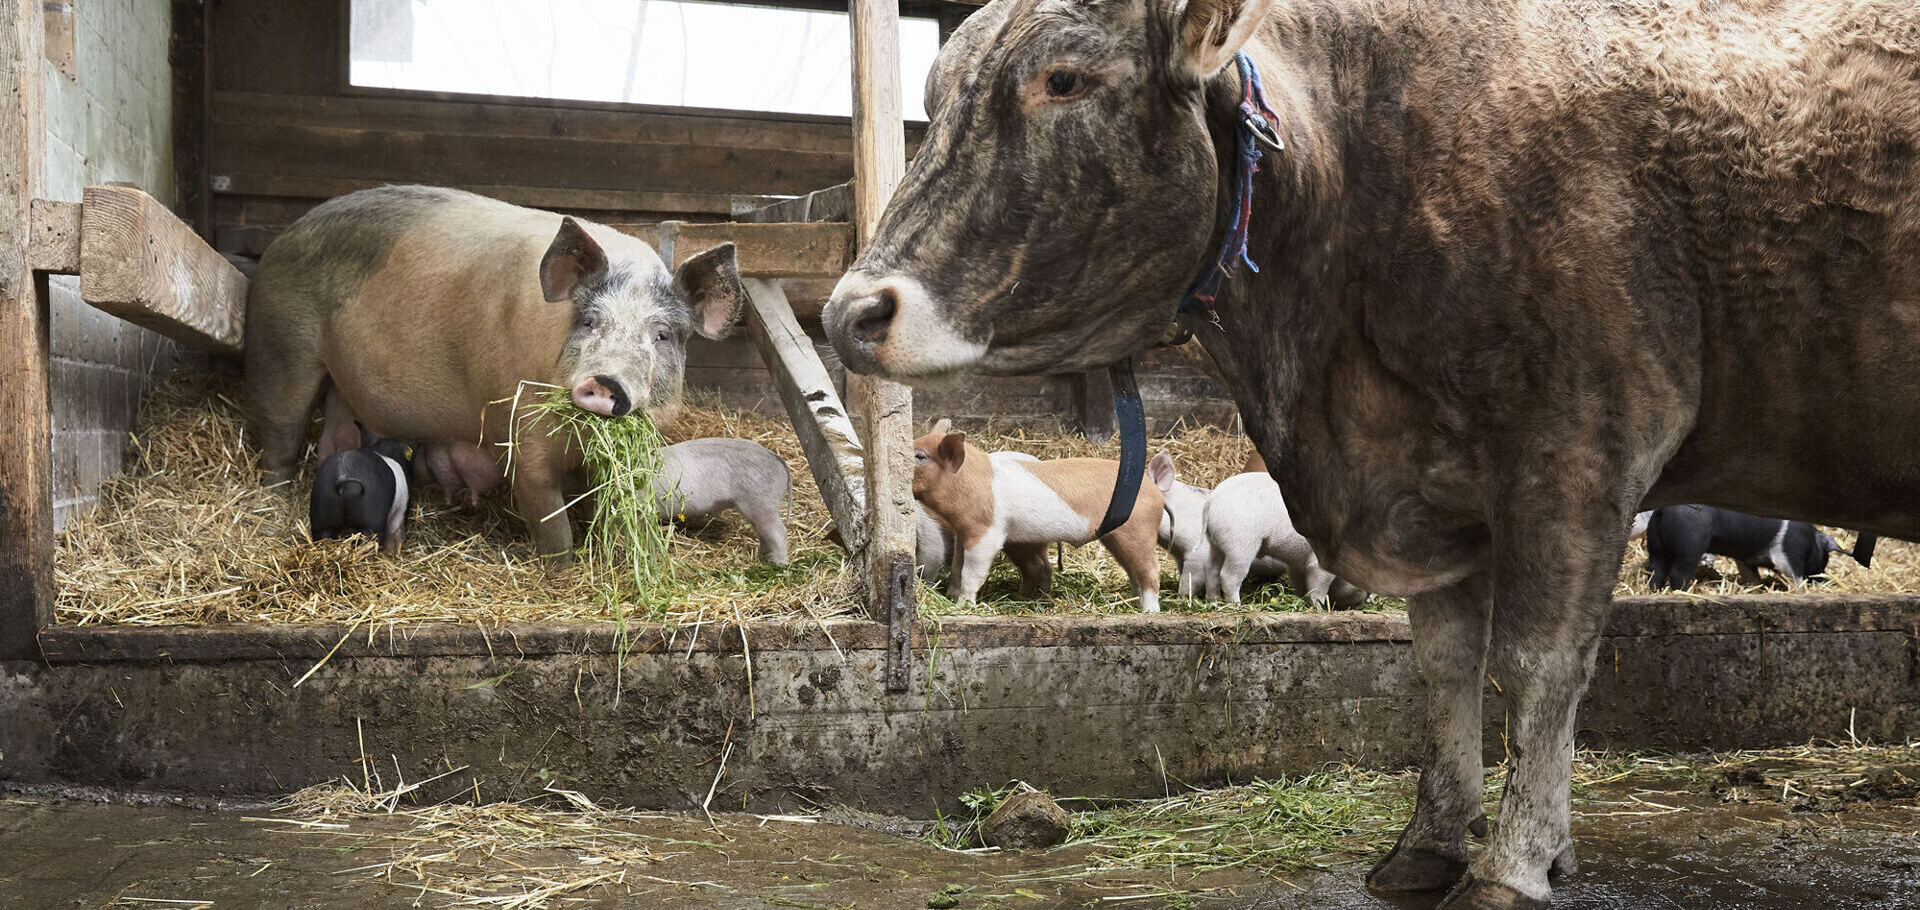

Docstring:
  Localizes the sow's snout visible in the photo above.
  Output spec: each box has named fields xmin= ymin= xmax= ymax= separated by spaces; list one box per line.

xmin=571 ymin=375 xmax=631 ymax=418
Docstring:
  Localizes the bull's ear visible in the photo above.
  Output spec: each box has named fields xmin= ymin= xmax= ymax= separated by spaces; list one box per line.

xmin=1149 ymin=449 xmax=1176 ymax=492
xmin=673 ymin=242 xmax=748 ymax=340
xmin=540 ymin=217 xmax=610 ymax=303
xmin=937 ymin=433 xmax=967 ymax=471
xmin=1173 ymin=0 xmax=1278 ymax=79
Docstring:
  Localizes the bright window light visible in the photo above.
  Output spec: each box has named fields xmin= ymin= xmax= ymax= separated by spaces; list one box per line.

xmin=349 ymin=0 xmax=943 ymax=120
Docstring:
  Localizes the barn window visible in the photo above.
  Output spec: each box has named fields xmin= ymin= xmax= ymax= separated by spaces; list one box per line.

xmin=348 ymin=0 xmax=944 ymax=121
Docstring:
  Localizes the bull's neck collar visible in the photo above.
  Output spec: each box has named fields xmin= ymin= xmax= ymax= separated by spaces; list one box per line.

xmin=1177 ymin=51 xmax=1284 ymax=318
xmin=1093 ymin=52 xmax=1284 ymax=541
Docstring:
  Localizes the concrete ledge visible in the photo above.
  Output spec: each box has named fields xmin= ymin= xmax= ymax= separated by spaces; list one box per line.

xmin=4 ymin=596 xmax=1917 ymax=815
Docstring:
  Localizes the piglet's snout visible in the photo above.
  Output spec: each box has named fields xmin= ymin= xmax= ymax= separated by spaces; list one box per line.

xmin=571 ymin=375 xmax=631 ymax=418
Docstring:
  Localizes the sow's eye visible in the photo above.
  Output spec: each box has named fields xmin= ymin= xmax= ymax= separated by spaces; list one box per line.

xmin=1044 ymin=70 xmax=1086 ymax=99
xmin=576 ymin=312 xmax=599 ymax=332
xmin=652 ymin=326 xmax=672 ymax=343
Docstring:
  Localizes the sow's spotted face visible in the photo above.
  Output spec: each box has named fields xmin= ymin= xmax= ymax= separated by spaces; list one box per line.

xmin=539 ymin=217 xmax=746 ymax=422
xmin=823 ymin=0 xmax=1266 ymax=379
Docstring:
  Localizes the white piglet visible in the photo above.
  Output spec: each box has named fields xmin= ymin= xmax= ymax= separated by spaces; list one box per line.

xmin=655 ymin=438 xmax=791 ymax=564
xmin=1149 ymin=450 xmax=1213 ymax=598
xmin=1204 ymin=472 xmax=1367 ymax=607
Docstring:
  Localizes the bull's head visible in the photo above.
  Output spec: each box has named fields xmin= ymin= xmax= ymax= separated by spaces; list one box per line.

xmin=825 ymin=0 xmax=1276 ymax=378
xmin=540 ymin=218 xmax=745 ymax=421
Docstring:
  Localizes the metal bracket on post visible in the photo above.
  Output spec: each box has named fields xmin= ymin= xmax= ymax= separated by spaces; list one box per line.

xmin=882 ymin=554 xmax=917 ymax=693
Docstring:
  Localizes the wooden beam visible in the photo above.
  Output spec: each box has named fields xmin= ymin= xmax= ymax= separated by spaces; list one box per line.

xmin=28 ymin=198 xmax=79 ymax=274
xmin=850 ymin=0 xmax=919 ymax=693
xmin=741 ymin=278 xmax=869 ymax=550
xmin=616 ymin=221 xmax=856 ymax=279
xmin=748 ymin=182 xmax=852 ymax=224
xmin=1074 ymin=369 xmax=1116 ymax=444
xmin=79 ymin=184 xmax=248 ymax=355
xmin=0 ymin=0 xmax=49 ymax=660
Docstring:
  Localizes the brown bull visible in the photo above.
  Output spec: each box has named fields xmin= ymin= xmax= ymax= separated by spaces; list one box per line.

xmin=822 ymin=1 xmax=1920 ymax=907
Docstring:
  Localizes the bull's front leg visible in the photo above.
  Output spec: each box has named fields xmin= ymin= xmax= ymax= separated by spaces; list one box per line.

xmin=1442 ymin=501 xmax=1623 ymax=910
xmin=1368 ymin=572 xmax=1492 ymax=896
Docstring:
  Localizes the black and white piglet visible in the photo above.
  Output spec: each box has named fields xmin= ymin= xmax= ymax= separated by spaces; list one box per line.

xmin=311 ymin=425 xmax=414 ymax=556
xmin=1645 ymin=505 xmax=1876 ymax=590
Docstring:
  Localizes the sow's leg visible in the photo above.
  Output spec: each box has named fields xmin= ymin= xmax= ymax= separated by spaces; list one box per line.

xmin=244 ymin=302 xmax=331 ymax=484
xmin=1367 ymin=572 xmax=1492 ymax=896
xmin=1442 ymin=500 xmax=1622 ymax=910
xmin=512 ymin=435 xmax=576 ymax=560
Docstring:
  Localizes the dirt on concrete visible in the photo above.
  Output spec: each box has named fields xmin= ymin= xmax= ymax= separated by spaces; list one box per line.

xmin=3 ymin=782 xmax=1916 ymax=910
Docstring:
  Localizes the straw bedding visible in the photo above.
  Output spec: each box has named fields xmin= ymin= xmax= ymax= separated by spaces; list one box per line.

xmin=53 ymin=368 xmax=1920 ymax=626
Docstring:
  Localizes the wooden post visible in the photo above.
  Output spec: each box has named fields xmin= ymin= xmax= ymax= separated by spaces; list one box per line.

xmin=0 ymin=0 xmax=47 ymax=660
xmin=1074 ymin=369 xmax=1116 ymax=443
xmin=849 ymin=0 xmax=918 ymax=693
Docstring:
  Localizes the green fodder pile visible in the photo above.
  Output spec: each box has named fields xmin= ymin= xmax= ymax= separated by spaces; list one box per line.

xmin=53 ymin=368 xmax=1333 ymax=627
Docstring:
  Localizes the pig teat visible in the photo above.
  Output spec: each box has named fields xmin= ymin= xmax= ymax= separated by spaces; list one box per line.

xmin=571 ymin=375 xmax=631 ymax=417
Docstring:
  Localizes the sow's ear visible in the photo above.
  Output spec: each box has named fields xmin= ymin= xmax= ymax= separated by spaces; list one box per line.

xmin=1172 ymin=0 xmax=1278 ymax=79
xmin=539 ymin=217 xmax=610 ymax=303
xmin=673 ymin=242 xmax=748 ymax=340
xmin=1148 ymin=449 xmax=1177 ymax=492
xmin=937 ymin=433 xmax=967 ymax=471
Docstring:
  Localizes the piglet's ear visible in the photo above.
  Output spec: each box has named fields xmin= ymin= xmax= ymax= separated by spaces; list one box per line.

xmin=674 ymin=242 xmax=748 ymax=340
xmin=931 ymin=417 xmax=952 ymax=436
xmin=1172 ymin=0 xmax=1278 ymax=79
xmin=1148 ymin=449 xmax=1176 ymax=492
xmin=937 ymin=433 xmax=967 ymax=471
xmin=540 ymin=217 xmax=610 ymax=303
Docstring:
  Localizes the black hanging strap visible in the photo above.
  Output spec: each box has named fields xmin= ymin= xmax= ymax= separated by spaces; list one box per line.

xmin=1096 ymin=357 xmax=1147 ymax=538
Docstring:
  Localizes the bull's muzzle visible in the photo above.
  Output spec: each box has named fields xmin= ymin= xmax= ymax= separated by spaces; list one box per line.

xmin=825 ymin=271 xmax=987 ymax=378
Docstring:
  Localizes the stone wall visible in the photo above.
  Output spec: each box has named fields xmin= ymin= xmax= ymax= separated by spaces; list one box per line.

xmin=42 ymin=0 xmax=176 ymax=527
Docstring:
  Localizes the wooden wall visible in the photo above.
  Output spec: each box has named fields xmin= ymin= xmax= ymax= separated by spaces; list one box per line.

xmin=202 ymin=0 xmax=1240 ymax=435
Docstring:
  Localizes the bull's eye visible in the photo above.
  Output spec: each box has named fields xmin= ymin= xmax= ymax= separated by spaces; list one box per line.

xmin=1044 ymin=70 xmax=1085 ymax=99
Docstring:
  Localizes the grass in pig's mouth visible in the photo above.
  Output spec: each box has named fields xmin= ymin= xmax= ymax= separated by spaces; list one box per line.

xmin=511 ymin=382 xmax=674 ymax=609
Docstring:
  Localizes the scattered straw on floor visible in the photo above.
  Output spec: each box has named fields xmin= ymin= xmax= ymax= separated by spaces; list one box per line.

xmin=261 ymin=778 xmax=723 ymax=909
xmin=256 ymin=742 xmax=1917 ymax=908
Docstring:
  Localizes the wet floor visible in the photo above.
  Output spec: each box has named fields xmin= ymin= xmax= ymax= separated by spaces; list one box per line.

xmin=3 ymin=785 xmax=1916 ymax=909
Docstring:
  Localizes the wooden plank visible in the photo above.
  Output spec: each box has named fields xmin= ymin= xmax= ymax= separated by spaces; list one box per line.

xmin=28 ymin=198 xmax=80 ymax=274
xmin=0 ymin=0 xmax=48 ymax=660
xmin=618 ymin=221 xmax=856 ymax=279
xmin=741 ymin=277 xmax=869 ymax=551
xmin=79 ymin=185 xmax=248 ymax=355
xmin=850 ymin=0 xmax=919 ymax=692
xmin=213 ymin=91 xmax=874 ymax=155
xmin=208 ymin=121 xmax=855 ymax=199
xmin=749 ymin=182 xmax=852 ymax=224
xmin=211 ymin=173 xmax=747 ymax=220
xmin=1074 ymin=369 xmax=1116 ymax=443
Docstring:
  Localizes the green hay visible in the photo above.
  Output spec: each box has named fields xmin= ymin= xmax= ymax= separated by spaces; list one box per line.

xmin=511 ymin=383 xmax=674 ymax=608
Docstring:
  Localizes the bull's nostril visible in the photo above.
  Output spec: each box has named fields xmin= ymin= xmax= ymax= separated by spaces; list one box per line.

xmin=850 ymin=289 xmax=899 ymax=343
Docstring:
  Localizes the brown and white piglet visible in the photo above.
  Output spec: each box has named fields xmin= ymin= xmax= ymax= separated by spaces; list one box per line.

xmin=911 ymin=422 xmax=1163 ymax=611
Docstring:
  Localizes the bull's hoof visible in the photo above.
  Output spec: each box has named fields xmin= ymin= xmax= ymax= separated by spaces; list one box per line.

xmin=1550 ymin=842 xmax=1578 ymax=880
xmin=1366 ymin=842 xmax=1468 ymax=895
xmin=1437 ymin=874 xmax=1549 ymax=910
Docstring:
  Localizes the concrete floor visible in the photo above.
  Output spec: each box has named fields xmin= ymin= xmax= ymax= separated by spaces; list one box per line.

xmin=3 ymin=785 xmax=1916 ymax=909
